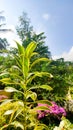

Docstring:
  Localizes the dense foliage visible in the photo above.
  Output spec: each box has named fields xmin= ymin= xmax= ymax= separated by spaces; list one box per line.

xmin=0 ymin=12 xmax=73 ymax=129
xmin=0 ymin=41 xmax=53 ymax=130
xmin=0 ymin=41 xmax=73 ymax=129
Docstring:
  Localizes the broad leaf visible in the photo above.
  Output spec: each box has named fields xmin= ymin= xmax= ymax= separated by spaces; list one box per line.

xmin=11 ymin=121 xmax=24 ymax=130
xmin=1 ymin=99 xmax=13 ymax=106
xmin=4 ymin=110 xmax=13 ymax=115
xmin=25 ymin=41 xmax=36 ymax=58
xmin=23 ymin=57 xmax=29 ymax=78
xmin=4 ymin=87 xmax=18 ymax=92
xmin=17 ymin=101 xmax=24 ymax=107
xmin=37 ymin=100 xmax=52 ymax=106
xmin=26 ymin=72 xmax=53 ymax=84
xmin=31 ymin=52 xmax=38 ymax=57
xmin=0 ymin=72 xmax=9 ymax=76
xmin=33 ymin=71 xmax=53 ymax=78
xmin=32 ymin=106 xmax=50 ymax=112
xmin=29 ymin=85 xmax=52 ymax=91
xmin=30 ymin=58 xmax=50 ymax=69
xmin=26 ymin=91 xmax=37 ymax=101
xmin=11 ymin=65 xmax=22 ymax=73
xmin=0 ymin=78 xmax=11 ymax=83
xmin=34 ymin=124 xmax=49 ymax=130
xmin=15 ymin=41 xmax=25 ymax=56
xmin=14 ymin=108 xmax=23 ymax=119
xmin=39 ymin=85 xmax=53 ymax=91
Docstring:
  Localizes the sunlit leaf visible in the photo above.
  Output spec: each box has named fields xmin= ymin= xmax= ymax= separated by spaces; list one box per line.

xmin=34 ymin=124 xmax=49 ymax=130
xmin=26 ymin=91 xmax=37 ymax=101
xmin=23 ymin=57 xmax=29 ymax=78
xmin=32 ymin=106 xmax=50 ymax=112
xmin=4 ymin=110 xmax=13 ymax=115
xmin=17 ymin=101 xmax=24 ymax=107
xmin=39 ymin=85 xmax=53 ymax=91
xmin=29 ymin=85 xmax=53 ymax=91
xmin=15 ymin=41 xmax=25 ymax=56
xmin=31 ymin=52 xmax=38 ymax=57
xmin=11 ymin=121 xmax=24 ymax=130
xmin=37 ymin=100 xmax=52 ymax=106
xmin=30 ymin=58 xmax=50 ymax=69
xmin=4 ymin=87 xmax=18 ymax=92
xmin=1 ymin=99 xmax=13 ymax=106
xmin=0 ymin=72 xmax=9 ymax=76
xmin=11 ymin=65 xmax=22 ymax=73
xmin=26 ymin=72 xmax=53 ymax=84
xmin=0 ymin=78 xmax=11 ymax=83
xmin=14 ymin=108 xmax=23 ymax=119
xmin=25 ymin=41 xmax=36 ymax=58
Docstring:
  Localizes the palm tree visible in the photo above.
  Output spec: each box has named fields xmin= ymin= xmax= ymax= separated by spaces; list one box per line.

xmin=0 ymin=11 xmax=11 ymax=49
xmin=0 ymin=11 xmax=11 ymax=32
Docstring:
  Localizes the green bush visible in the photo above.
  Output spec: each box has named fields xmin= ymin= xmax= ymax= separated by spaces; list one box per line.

xmin=0 ymin=41 xmax=52 ymax=130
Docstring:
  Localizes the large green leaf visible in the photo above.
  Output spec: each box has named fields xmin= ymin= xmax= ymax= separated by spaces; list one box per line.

xmin=4 ymin=110 xmax=13 ymax=115
xmin=30 ymin=58 xmax=50 ymax=70
xmin=4 ymin=87 xmax=18 ymax=93
xmin=14 ymin=55 xmax=22 ymax=69
xmin=14 ymin=108 xmax=23 ymax=120
xmin=30 ymin=52 xmax=38 ymax=57
xmin=29 ymin=85 xmax=52 ymax=91
xmin=11 ymin=121 xmax=24 ymax=130
xmin=15 ymin=41 xmax=25 ymax=56
xmin=0 ymin=78 xmax=12 ymax=84
xmin=26 ymin=72 xmax=53 ymax=84
xmin=33 ymin=71 xmax=53 ymax=77
xmin=0 ymin=124 xmax=9 ymax=130
xmin=23 ymin=57 xmax=30 ymax=78
xmin=37 ymin=100 xmax=52 ymax=106
xmin=31 ymin=106 xmax=50 ymax=113
xmin=4 ymin=87 xmax=24 ymax=96
xmin=38 ymin=85 xmax=53 ymax=91
xmin=34 ymin=124 xmax=49 ymax=130
xmin=0 ymin=72 xmax=9 ymax=77
xmin=1 ymin=99 xmax=13 ymax=106
xmin=25 ymin=41 xmax=36 ymax=58
xmin=11 ymin=65 xmax=22 ymax=73
xmin=26 ymin=91 xmax=37 ymax=101
xmin=17 ymin=101 xmax=24 ymax=107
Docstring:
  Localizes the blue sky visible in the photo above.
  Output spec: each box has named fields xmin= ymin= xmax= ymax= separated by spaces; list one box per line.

xmin=0 ymin=0 xmax=73 ymax=61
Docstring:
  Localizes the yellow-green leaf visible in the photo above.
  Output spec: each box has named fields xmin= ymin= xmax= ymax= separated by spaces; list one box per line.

xmin=26 ymin=91 xmax=37 ymax=101
xmin=30 ymin=58 xmax=50 ymax=69
xmin=25 ymin=41 xmax=36 ymax=58
xmin=39 ymin=85 xmax=53 ymax=91
xmin=4 ymin=110 xmax=13 ymax=115
xmin=4 ymin=87 xmax=18 ymax=93
xmin=11 ymin=121 xmax=24 ymax=130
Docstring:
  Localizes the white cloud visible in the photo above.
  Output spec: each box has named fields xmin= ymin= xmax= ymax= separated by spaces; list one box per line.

xmin=42 ymin=13 xmax=51 ymax=21
xmin=53 ymin=46 xmax=73 ymax=61
xmin=0 ymin=25 xmax=21 ymax=48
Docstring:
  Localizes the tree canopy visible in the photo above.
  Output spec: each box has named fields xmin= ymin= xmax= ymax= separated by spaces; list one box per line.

xmin=16 ymin=12 xmax=51 ymax=58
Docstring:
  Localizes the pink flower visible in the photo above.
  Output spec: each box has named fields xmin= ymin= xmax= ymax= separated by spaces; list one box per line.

xmin=38 ymin=111 xmax=45 ymax=119
xmin=37 ymin=101 xmax=66 ymax=119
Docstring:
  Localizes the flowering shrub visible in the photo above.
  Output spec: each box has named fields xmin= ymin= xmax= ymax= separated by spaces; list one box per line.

xmin=37 ymin=101 xmax=66 ymax=119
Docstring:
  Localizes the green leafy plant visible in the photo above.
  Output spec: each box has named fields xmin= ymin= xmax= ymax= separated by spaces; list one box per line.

xmin=0 ymin=41 xmax=52 ymax=130
xmin=53 ymin=117 xmax=73 ymax=130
